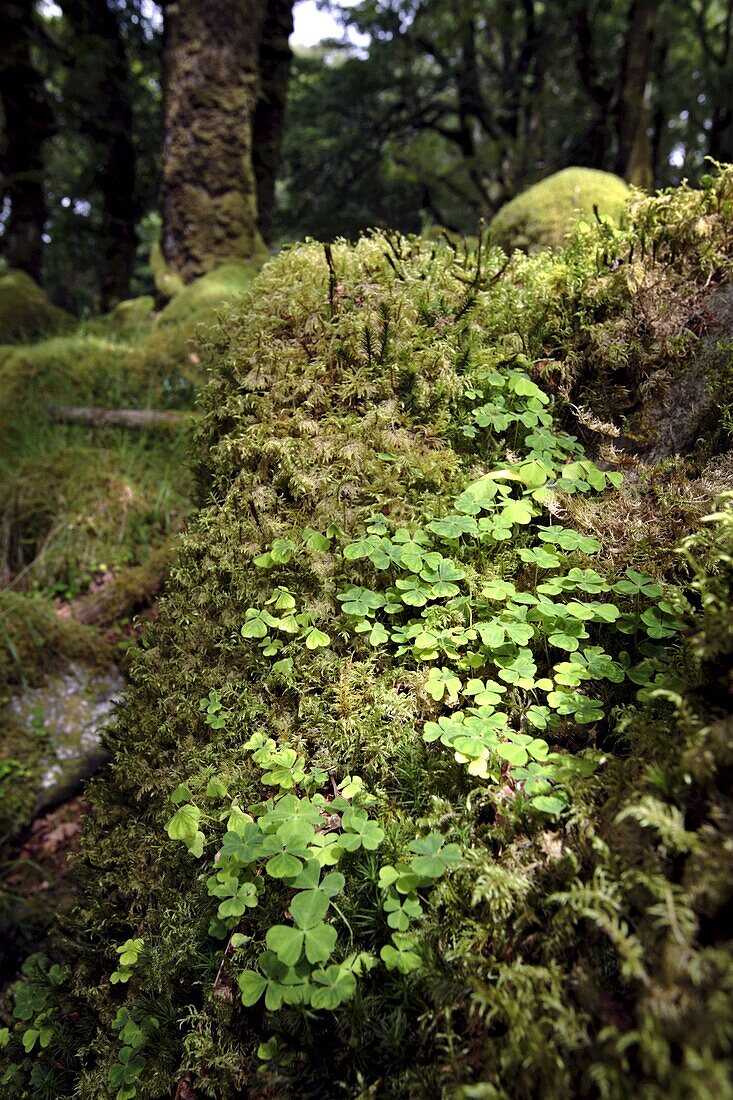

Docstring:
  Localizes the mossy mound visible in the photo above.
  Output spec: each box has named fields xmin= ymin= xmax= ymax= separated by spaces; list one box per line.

xmin=0 ymin=269 xmax=75 ymax=344
xmin=0 ymin=591 xmax=107 ymax=690
xmin=106 ymin=295 xmax=155 ymax=332
xmin=156 ymin=262 xmax=257 ymax=325
xmin=490 ymin=167 xmax=631 ymax=252
xmin=3 ymin=171 xmax=733 ymax=1098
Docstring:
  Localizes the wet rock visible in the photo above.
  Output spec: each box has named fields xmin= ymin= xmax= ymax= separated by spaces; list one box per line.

xmin=8 ymin=662 xmax=126 ymax=814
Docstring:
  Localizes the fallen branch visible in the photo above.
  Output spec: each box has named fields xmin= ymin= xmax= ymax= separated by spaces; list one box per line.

xmin=48 ymin=405 xmax=191 ymax=428
xmin=66 ymin=544 xmax=174 ymax=628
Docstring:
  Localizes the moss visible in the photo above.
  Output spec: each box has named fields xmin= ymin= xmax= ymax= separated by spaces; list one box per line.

xmin=0 ymin=269 xmax=75 ymax=344
xmin=156 ymin=262 xmax=257 ymax=325
xmin=489 ymin=167 xmax=631 ymax=253
xmin=9 ymin=168 xmax=733 ymax=1099
xmin=0 ymin=263 xmax=260 ymax=597
xmin=107 ymin=295 xmax=155 ymax=332
xmin=150 ymin=241 xmax=184 ymax=300
xmin=0 ymin=591 xmax=108 ymax=690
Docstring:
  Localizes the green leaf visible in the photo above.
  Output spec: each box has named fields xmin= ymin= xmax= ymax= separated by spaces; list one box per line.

xmin=342 ymin=807 xmax=385 ymax=850
xmin=304 ymin=922 xmax=338 ymax=964
xmin=499 ymin=499 xmax=534 ymax=526
xmin=205 ymin=777 xmax=228 ymax=799
xmin=265 ymin=852 xmax=304 ymax=878
xmin=170 ymin=782 xmax=192 ymax=804
xmin=166 ymin=804 xmax=201 ymax=845
xmin=289 ymin=889 xmax=330 ymax=929
xmin=369 ymin=622 xmax=389 ymax=646
xmin=310 ymin=964 xmax=357 ymax=1009
xmin=425 ymin=666 xmax=462 ymax=702
xmin=305 ymin=627 xmax=331 ymax=650
xmin=531 ymin=795 xmax=566 ymax=815
xmin=241 ymin=617 xmax=269 ymax=639
xmin=496 ymin=742 xmax=528 ymax=766
xmin=266 ymin=925 xmax=304 ymax=966
xmin=238 ymin=970 xmax=267 ymax=1006
xmin=270 ymin=657 xmax=293 ymax=679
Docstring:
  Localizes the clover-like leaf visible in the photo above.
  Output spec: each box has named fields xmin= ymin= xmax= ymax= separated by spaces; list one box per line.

xmin=425 ymin=666 xmax=462 ymax=702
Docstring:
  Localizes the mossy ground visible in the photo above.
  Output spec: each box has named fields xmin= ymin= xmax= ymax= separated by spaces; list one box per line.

xmin=0 ymin=264 xmax=256 ymax=840
xmin=489 ymin=166 xmax=631 ymax=253
xmin=0 ymin=173 xmax=729 ymax=1098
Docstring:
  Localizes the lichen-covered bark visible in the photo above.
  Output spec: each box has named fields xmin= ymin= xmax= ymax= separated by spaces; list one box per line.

xmin=252 ymin=0 xmax=294 ymax=244
xmin=160 ymin=0 xmax=269 ymax=282
xmin=0 ymin=0 xmax=54 ymax=281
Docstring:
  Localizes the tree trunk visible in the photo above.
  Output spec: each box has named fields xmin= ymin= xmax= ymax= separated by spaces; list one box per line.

xmin=252 ymin=0 xmax=294 ymax=244
xmin=614 ymin=0 xmax=661 ymax=187
xmin=160 ymin=0 xmax=270 ymax=282
xmin=61 ymin=0 xmax=141 ymax=309
xmin=708 ymin=106 xmax=733 ymax=163
xmin=0 ymin=0 xmax=54 ymax=282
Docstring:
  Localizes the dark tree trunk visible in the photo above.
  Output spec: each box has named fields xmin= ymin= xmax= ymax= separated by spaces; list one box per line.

xmin=614 ymin=0 xmax=661 ymax=187
xmin=61 ymin=0 xmax=140 ymax=309
xmin=708 ymin=107 xmax=733 ymax=163
xmin=252 ymin=0 xmax=294 ymax=244
xmin=571 ymin=1 xmax=613 ymax=171
xmin=0 ymin=0 xmax=54 ymax=282
xmin=160 ymin=0 xmax=271 ymax=282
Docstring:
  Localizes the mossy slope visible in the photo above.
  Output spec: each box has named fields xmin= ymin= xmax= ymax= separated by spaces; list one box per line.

xmin=489 ymin=166 xmax=630 ymax=252
xmin=0 ymin=264 xmax=256 ymax=841
xmin=2 ymin=174 xmax=732 ymax=1098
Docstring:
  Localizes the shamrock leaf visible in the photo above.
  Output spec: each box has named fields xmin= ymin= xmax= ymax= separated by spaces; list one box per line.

xmin=339 ymin=807 xmax=385 ymax=851
xmin=425 ymin=666 xmax=462 ymax=702
xmin=408 ymin=833 xmax=462 ymax=878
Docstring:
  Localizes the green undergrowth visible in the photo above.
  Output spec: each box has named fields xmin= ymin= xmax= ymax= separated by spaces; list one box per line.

xmin=1 ymin=172 xmax=732 ymax=1098
xmin=0 ymin=264 xmax=255 ymax=844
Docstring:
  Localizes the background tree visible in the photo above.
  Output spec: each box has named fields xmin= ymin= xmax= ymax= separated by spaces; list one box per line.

xmin=159 ymin=0 xmax=294 ymax=281
xmin=274 ymin=0 xmax=732 ymax=241
xmin=0 ymin=0 xmax=55 ymax=281
xmin=59 ymin=0 xmax=142 ymax=308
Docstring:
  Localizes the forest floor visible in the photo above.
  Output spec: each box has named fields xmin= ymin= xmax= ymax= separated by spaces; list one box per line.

xmin=0 ymin=265 xmax=254 ymax=977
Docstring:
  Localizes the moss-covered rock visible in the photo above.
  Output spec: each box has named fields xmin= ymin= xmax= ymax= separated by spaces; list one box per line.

xmin=0 ymin=592 xmax=113 ymax=834
xmin=0 ymin=269 xmax=75 ymax=344
xmin=489 ymin=166 xmax=630 ymax=252
xmin=156 ymin=262 xmax=257 ymax=325
xmin=107 ymin=295 xmax=155 ymax=331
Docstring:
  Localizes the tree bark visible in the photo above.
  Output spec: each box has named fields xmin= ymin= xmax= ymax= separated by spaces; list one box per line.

xmin=252 ymin=0 xmax=294 ymax=243
xmin=614 ymin=0 xmax=661 ymax=187
xmin=0 ymin=0 xmax=54 ymax=282
xmin=160 ymin=0 xmax=271 ymax=282
xmin=61 ymin=0 xmax=141 ymax=309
